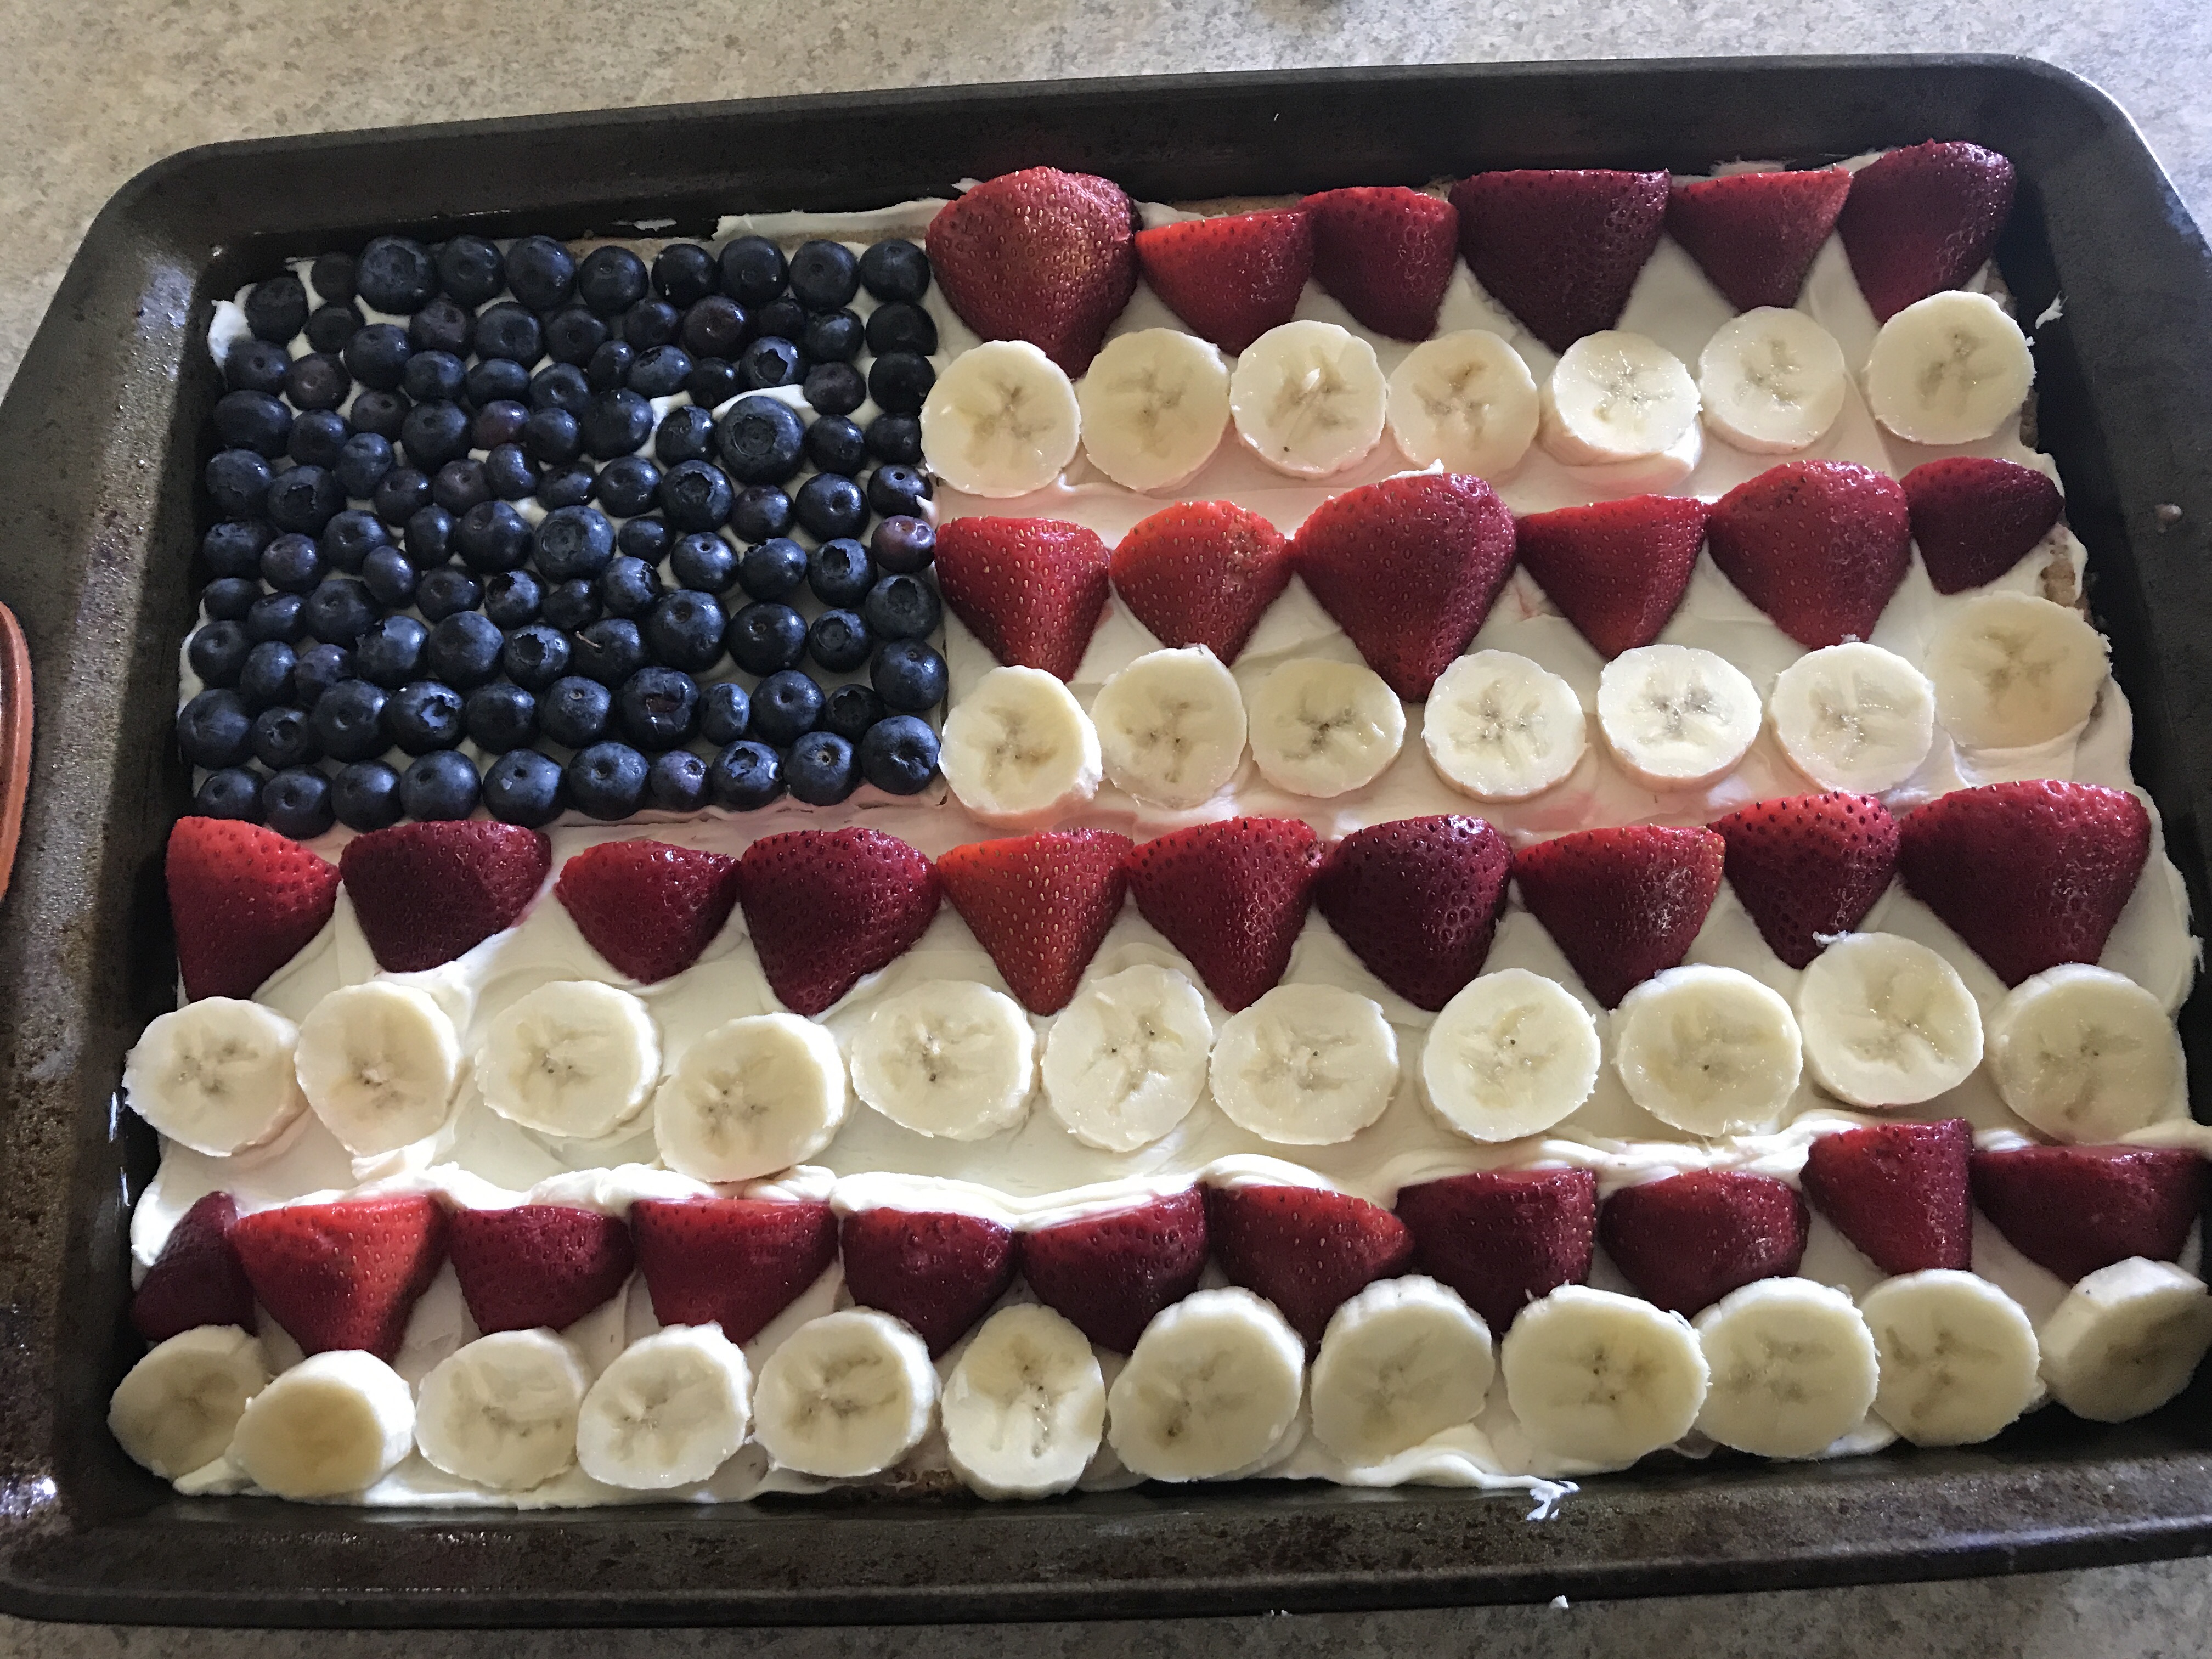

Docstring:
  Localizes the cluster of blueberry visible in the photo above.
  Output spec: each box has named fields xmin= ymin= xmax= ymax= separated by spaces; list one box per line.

xmin=179 ymin=228 xmax=951 ymax=839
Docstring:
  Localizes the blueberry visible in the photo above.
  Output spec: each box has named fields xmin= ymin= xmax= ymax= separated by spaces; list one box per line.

xmin=808 ymin=608 xmax=873 ymax=673
xmin=617 ymin=665 xmax=701 ymax=750
xmin=195 ymin=768 xmax=266 ymax=821
xmin=401 ymin=399 xmax=472 ymax=470
xmin=252 ymin=703 xmax=321 ymax=770
xmin=738 ymin=336 xmax=803 ymax=390
xmin=680 ymin=295 xmax=748 ymax=360
xmin=464 ymin=357 xmax=530 ymax=408
xmin=795 ymin=473 xmax=867 ymax=542
xmin=861 ymin=572 xmax=941 ymax=641
xmin=750 ymin=669 xmax=824 ymax=745
xmin=658 ymin=459 xmax=734 ymax=532
xmin=647 ymin=748 xmax=709 ymax=812
xmin=342 ymin=323 xmax=412 ymax=393
xmin=539 ymin=675 xmax=613 ymax=747
xmin=538 ymin=462 xmax=599 ymax=510
xmin=331 ymin=760 xmax=406 ymax=832
xmin=432 ymin=458 xmax=492 ymax=515
xmin=303 ymin=577 xmax=376 ymax=648
xmin=617 ymin=515 xmax=673 ymax=565
xmin=595 ymin=454 xmax=662 ymax=517
xmin=730 ymin=486 xmax=794 ymax=544
xmin=821 ymin=682 xmax=885 ymax=743
xmin=416 ymin=566 xmax=483 ymax=621
xmin=403 ymin=749 xmax=481 ymax=820
xmin=267 ymin=466 xmax=345 ymax=535
xmin=311 ymin=679 xmax=390 ymax=763
xmin=868 ymin=351 xmax=936 ymax=415
xmin=710 ymin=740 xmax=783 ymax=809
xmin=357 ymin=236 xmax=438 ymax=312
xmin=294 ymin=642 xmax=352 ymax=707
xmin=655 ymin=404 xmax=719 ymax=466
xmin=178 ymin=688 xmax=253 ymax=768
xmin=351 ymin=547 xmax=414 ymax=612
xmin=870 ymin=515 xmax=936 ymax=574
xmin=572 ymin=617 xmax=647 ymax=686
xmin=586 ymin=339 xmax=636 ymax=394
xmin=188 ymin=620 xmax=251 ymax=687
xmin=867 ymin=464 xmax=933 ymax=520
xmin=785 ymin=731 xmax=859 ymax=805
xmin=685 ymin=357 xmax=743 ymax=408
xmin=508 ymin=236 xmax=579 ymax=312
xmin=483 ymin=444 xmax=540 ymax=501
xmin=701 ymin=680 xmax=752 ymax=744
xmin=670 ymin=532 xmax=737 ymax=594
xmin=404 ymin=504 xmax=455 ymax=567
xmin=202 ymin=577 xmax=262 ymax=622
xmin=527 ymin=360 xmax=589 ymax=413
xmin=583 ymin=389 xmax=654 ymax=460
xmin=224 ymin=337 xmax=291 ymax=394
xmin=534 ymin=505 xmax=616 ymax=581
xmin=214 ymin=389 xmax=292 ymax=457
xmin=565 ymin=742 xmax=647 ymax=820
xmin=763 ymin=300 xmax=812 ymax=345
xmin=202 ymin=520 xmax=273 ymax=579
xmin=865 ymin=413 xmax=923 ymax=466
xmin=245 ymin=273 xmax=310 ymax=342
xmin=807 ymin=538 xmax=874 ymax=606
xmin=355 ymin=616 xmax=428 ymax=687
xmin=289 ymin=410 xmax=352 ymax=470
xmin=716 ymin=396 xmax=806 ymax=484
xmin=245 ymin=591 xmax=307 ymax=645
xmin=872 ymin=640 xmax=948 ymax=712
xmin=785 ymin=239 xmax=858 ymax=311
xmin=800 ymin=308 xmax=863 ymax=364
xmin=457 ymin=501 xmax=532 ymax=572
xmin=484 ymin=569 xmax=543 ymax=628
xmin=719 ymin=236 xmax=787 ymax=306
xmin=238 ymin=640 xmax=297 ymax=709
xmin=523 ymin=407 xmax=585 ymax=465
xmin=437 ymin=235 xmax=506 ymax=306
xmin=261 ymin=533 xmax=324 ymax=595
xmin=206 ymin=449 xmax=273 ymax=518
xmin=426 ymin=611 xmax=504 ymax=687
xmin=644 ymin=589 xmax=728 ymax=673
xmin=502 ymin=623 xmax=571 ymax=691
xmin=859 ymin=713 xmax=940 ymax=794
xmin=749 ymin=535 xmax=816 ymax=606
xmin=262 ymin=767 xmax=336 ymax=839
xmin=482 ymin=748 xmax=565 ymax=826
xmin=403 ymin=350 xmax=466 ymax=403
xmin=471 ymin=400 xmax=529 ymax=450
xmin=465 ymin=682 xmax=538 ymax=753
xmin=804 ymin=414 xmax=867 ymax=477
xmin=387 ymin=680 xmax=465 ymax=753
xmin=653 ymin=242 xmax=719 ymax=306
xmin=599 ymin=557 xmax=663 ymax=621
xmin=864 ymin=301 xmax=938 ymax=357
xmin=578 ymin=245 xmax=650 ymax=317
xmin=374 ymin=466 xmax=433 ymax=526
xmin=541 ymin=578 xmax=601 ymax=632
xmin=623 ymin=298 xmax=682 ymax=351
xmin=349 ymin=390 xmax=411 ymax=441
xmin=858 ymin=239 xmax=931 ymax=303
xmin=803 ymin=364 xmax=867 ymax=422
xmin=628 ymin=344 xmax=693 ymax=399
xmin=726 ymin=602 xmax=806 ymax=675
xmin=409 ymin=297 xmax=475 ymax=357
xmin=284 ymin=353 xmax=350 ymax=413
xmin=306 ymin=303 xmax=362 ymax=354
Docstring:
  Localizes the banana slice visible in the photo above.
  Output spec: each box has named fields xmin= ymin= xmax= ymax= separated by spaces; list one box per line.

xmin=1859 ymin=1269 xmax=2041 ymax=1446
xmin=1075 ymin=328 xmax=1230 ymax=492
xmin=1227 ymin=319 xmax=1388 ymax=479
xmin=293 ymin=981 xmax=463 ymax=1156
xmin=1309 ymin=1276 xmax=1495 ymax=1464
xmin=1501 ymin=1284 xmax=1709 ymax=1467
xmin=475 ymin=980 xmax=660 ymax=1140
xmin=1105 ymin=1286 xmax=1305 ymax=1481
xmin=1925 ymin=591 xmax=2107 ymax=750
xmin=229 ymin=1349 xmax=416 ymax=1500
xmin=919 ymin=338 xmax=1082 ymax=497
xmin=1538 ymin=330 xmax=1701 ymax=465
xmin=108 ymin=1325 xmax=269 ymax=1480
xmin=1091 ymin=646 xmax=1248 ymax=810
xmin=1693 ymin=1277 xmax=1881 ymax=1459
xmin=1613 ymin=965 xmax=1804 ymax=1136
xmin=1795 ymin=933 xmax=1983 ymax=1109
xmin=1697 ymin=307 xmax=1849 ymax=455
xmin=941 ymin=1303 xmax=1107 ymax=1500
xmin=1210 ymin=983 xmax=1399 ymax=1147
xmin=1863 ymin=289 xmax=2034 ymax=446
xmin=414 ymin=1329 xmax=592 ymax=1492
xmin=940 ymin=665 xmax=1103 ymax=827
xmin=1385 ymin=329 xmax=1541 ymax=477
xmin=1596 ymin=644 xmax=1762 ymax=790
xmin=1983 ymin=963 xmax=2185 ymax=1142
xmin=575 ymin=1323 xmax=753 ymax=1491
xmin=1423 ymin=650 xmax=1588 ymax=804
xmin=653 ymin=1011 xmax=848 ymax=1181
xmin=1769 ymin=641 xmax=1937 ymax=793
xmin=849 ymin=980 xmax=1036 ymax=1141
xmin=752 ymin=1309 xmax=938 ymax=1479
xmin=122 ymin=998 xmax=307 ymax=1158
xmin=1042 ymin=964 xmax=1214 ymax=1152
xmin=1246 ymin=658 xmax=1406 ymax=799
xmin=2038 ymin=1257 xmax=2212 ymax=1424
xmin=1422 ymin=968 xmax=1603 ymax=1143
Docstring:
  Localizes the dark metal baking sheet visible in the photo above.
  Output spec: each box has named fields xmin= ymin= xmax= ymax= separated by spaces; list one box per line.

xmin=3 ymin=54 xmax=2211 ymax=1628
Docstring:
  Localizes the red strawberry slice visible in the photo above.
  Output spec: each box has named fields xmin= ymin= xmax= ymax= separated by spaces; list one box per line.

xmin=1896 ymin=780 xmax=2150 ymax=987
xmin=934 ymin=517 xmax=1112 ymax=682
xmin=1448 ymin=168 xmax=1670 ymax=353
xmin=926 ymin=166 xmax=1138 ymax=375
xmin=1706 ymin=460 xmax=1913 ymax=648
xmin=839 ymin=1208 xmax=1017 ymax=1357
xmin=1514 ymin=495 xmax=1708 ymax=659
xmin=1312 ymin=815 xmax=1511 ymax=1011
xmin=131 ymin=1192 xmax=256 ymax=1343
xmin=447 ymin=1204 xmax=636 ymax=1335
xmin=229 ymin=1194 xmax=448 ymax=1361
xmin=166 ymin=818 xmax=341 ymax=1001
xmin=1017 ymin=1188 xmax=1209 ymax=1353
xmin=1206 ymin=1183 xmax=1414 ymax=1344
xmin=1132 ymin=208 xmax=1313 ymax=354
xmin=735 ymin=828 xmax=940 ymax=1016
xmin=935 ymin=829 xmax=1132 ymax=1014
xmin=1395 ymin=1168 xmax=1598 ymax=1333
xmin=553 ymin=840 xmax=740 ymax=984
xmin=1970 ymin=1145 xmax=2205 ymax=1284
xmin=1125 ymin=816 xmax=1319 ymax=1011
xmin=1711 ymin=792 xmax=1899 ymax=970
xmin=1300 ymin=186 xmax=1459 ymax=341
xmin=1598 ymin=1170 xmax=1808 ymax=1316
xmin=1664 ymin=168 xmax=1853 ymax=312
xmin=1903 ymin=456 xmax=2066 ymax=594
xmin=339 ymin=821 xmax=551 ymax=974
xmin=1837 ymin=140 xmax=2017 ymax=323
xmin=1800 ymin=1119 xmax=1972 ymax=1274
xmin=1513 ymin=825 xmax=1725 ymax=1009
xmin=1290 ymin=472 xmax=1517 ymax=699
xmin=629 ymin=1197 xmax=838 ymax=1345
xmin=1109 ymin=501 xmax=1293 ymax=664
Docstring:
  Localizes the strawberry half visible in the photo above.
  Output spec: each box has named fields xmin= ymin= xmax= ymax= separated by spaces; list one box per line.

xmin=1970 ymin=1145 xmax=2205 ymax=1284
xmin=1207 ymin=1183 xmax=1414 ymax=1345
xmin=131 ymin=1192 xmax=256 ymax=1343
xmin=1514 ymin=494 xmax=1709 ymax=659
xmin=925 ymin=166 xmax=1138 ymax=375
xmin=629 ymin=1197 xmax=838 ymax=1345
xmin=934 ymin=516 xmax=1113 ymax=682
xmin=1711 ymin=791 xmax=1899 ymax=970
xmin=229 ymin=1194 xmax=448 ymax=1361
xmin=735 ymin=828 xmax=940 ymax=1016
xmin=1837 ymin=140 xmax=2017 ymax=323
xmin=1125 ymin=816 xmax=1319 ymax=1011
xmin=1513 ymin=825 xmax=1725 ymax=1009
xmin=1902 ymin=456 xmax=2066 ymax=594
xmin=1017 ymin=1188 xmax=1209 ymax=1353
xmin=1448 ymin=168 xmax=1669 ymax=353
xmin=166 ymin=818 xmax=341 ymax=1001
xmin=1800 ymin=1119 xmax=1973 ymax=1274
xmin=839 ymin=1208 xmax=1017 ymax=1357
xmin=554 ymin=840 xmax=741 ymax=984
xmin=1312 ymin=815 xmax=1511 ymax=1011
xmin=1395 ymin=1168 xmax=1598 ymax=1333
xmin=1598 ymin=1170 xmax=1808 ymax=1316
xmin=1705 ymin=460 xmax=1913 ymax=648
xmin=1132 ymin=208 xmax=1313 ymax=354
xmin=338 ymin=821 xmax=551 ymax=974
xmin=1896 ymin=780 xmax=2150 ymax=987
xmin=1109 ymin=501 xmax=1293 ymax=664
xmin=935 ymin=828 xmax=1132 ymax=1014
xmin=1290 ymin=472 xmax=1516 ymax=699
xmin=1300 ymin=186 xmax=1458 ymax=341
xmin=1664 ymin=167 xmax=1853 ymax=312
xmin=447 ymin=1204 xmax=636 ymax=1335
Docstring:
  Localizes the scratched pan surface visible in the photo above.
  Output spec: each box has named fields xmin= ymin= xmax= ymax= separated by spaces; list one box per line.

xmin=2 ymin=56 xmax=2211 ymax=1627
